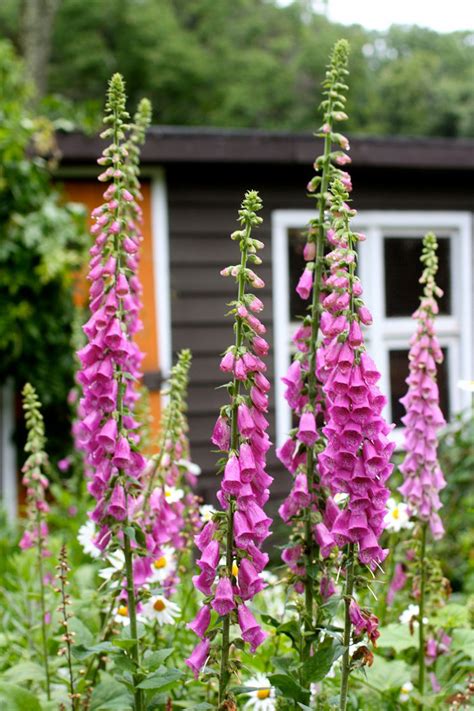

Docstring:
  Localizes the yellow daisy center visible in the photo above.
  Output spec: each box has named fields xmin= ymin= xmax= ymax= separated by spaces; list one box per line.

xmin=154 ymin=556 xmax=167 ymax=569
xmin=392 ymin=508 xmax=400 ymax=519
xmin=232 ymin=562 xmax=239 ymax=577
xmin=257 ymin=689 xmax=271 ymax=700
xmin=153 ymin=599 xmax=166 ymax=612
xmin=165 ymin=490 xmax=171 ymax=497
xmin=117 ymin=605 xmax=128 ymax=617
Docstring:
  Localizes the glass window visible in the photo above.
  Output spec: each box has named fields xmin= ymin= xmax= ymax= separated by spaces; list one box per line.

xmin=389 ymin=348 xmax=450 ymax=427
xmin=384 ymin=237 xmax=451 ymax=317
xmin=288 ymin=228 xmax=309 ymax=320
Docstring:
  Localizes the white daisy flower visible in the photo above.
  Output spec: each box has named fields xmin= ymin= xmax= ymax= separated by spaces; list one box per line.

xmin=334 ymin=492 xmax=349 ymax=506
xmin=98 ymin=549 xmax=125 ymax=582
xmin=399 ymin=604 xmax=428 ymax=627
xmin=114 ymin=603 xmax=131 ymax=626
xmin=384 ymin=498 xmax=414 ymax=533
xmin=164 ymin=485 xmax=184 ymax=504
xmin=77 ymin=520 xmax=100 ymax=558
xmin=141 ymin=595 xmax=181 ymax=626
xmin=200 ymin=504 xmax=216 ymax=523
xmin=243 ymin=674 xmax=276 ymax=711
xmin=458 ymin=379 xmax=474 ymax=392
xmin=148 ymin=545 xmax=176 ymax=584
xmin=399 ymin=680 xmax=414 ymax=702
xmin=177 ymin=459 xmax=202 ymax=476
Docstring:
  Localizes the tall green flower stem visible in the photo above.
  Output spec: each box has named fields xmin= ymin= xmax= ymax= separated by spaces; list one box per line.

xmin=36 ymin=507 xmax=51 ymax=700
xmin=123 ymin=528 xmax=143 ymax=711
xmin=339 ymin=544 xmax=355 ymax=711
xmin=218 ymin=210 xmax=252 ymax=707
xmin=418 ymin=522 xmax=428 ymax=707
xmin=144 ymin=349 xmax=192 ymax=504
xmin=56 ymin=544 xmax=79 ymax=710
xmin=21 ymin=384 xmax=51 ymax=700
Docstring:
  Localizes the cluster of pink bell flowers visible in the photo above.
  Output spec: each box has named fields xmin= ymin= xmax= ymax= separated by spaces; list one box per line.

xmin=316 ymin=183 xmax=395 ymax=570
xmin=76 ymin=77 xmax=147 ymax=549
xmin=399 ymin=233 xmax=446 ymax=540
xmin=185 ymin=191 xmax=272 ymax=704
xmin=276 ymin=40 xmax=354 ymax=605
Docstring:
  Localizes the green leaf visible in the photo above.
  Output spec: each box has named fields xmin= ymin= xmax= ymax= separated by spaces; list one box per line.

xmin=72 ymin=641 xmax=117 ymax=661
xmin=451 ymin=628 xmax=474 ymax=660
xmin=300 ymin=638 xmax=344 ymax=684
xmin=268 ymin=674 xmax=310 ymax=704
xmin=377 ymin=624 xmax=418 ymax=652
xmin=112 ymin=639 xmax=138 ymax=651
xmin=260 ymin=614 xmax=280 ymax=628
xmin=276 ymin=619 xmax=302 ymax=644
xmin=431 ymin=604 xmax=469 ymax=629
xmin=123 ymin=526 xmax=136 ymax=543
xmin=143 ymin=648 xmax=174 ymax=670
xmin=137 ymin=668 xmax=184 ymax=691
xmin=355 ymin=656 xmax=411 ymax=692
xmin=68 ymin=617 xmax=95 ymax=646
xmin=2 ymin=661 xmax=46 ymax=684
xmin=89 ymin=675 xmax=132 ymax=710
xmin=0 ymin=683 xmax=42 ymax=711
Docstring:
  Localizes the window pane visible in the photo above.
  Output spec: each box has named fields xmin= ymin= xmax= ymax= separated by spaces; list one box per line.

xmin=384 ymin=237 xmax=451 ymax=317
xmin=288 ymin=228 xmax=359 ymax=321
xmin=389 ymin=348 xmax=450 ymax=427
xmin=288 ymin=228 xmax=308 ymax=320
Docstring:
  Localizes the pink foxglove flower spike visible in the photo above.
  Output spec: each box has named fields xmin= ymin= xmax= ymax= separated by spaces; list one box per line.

xmin=77 ymin=74 xmax=150 ymax=711
xmin=276 ymin=38 xmax=352 ymax=663
xmin=398 ymin=232 xmax=447 ymax=702
xmin=185 ymin=191 xmax=272 ymax=705
xmin=316 ymin=177 xmax=394 ymax=709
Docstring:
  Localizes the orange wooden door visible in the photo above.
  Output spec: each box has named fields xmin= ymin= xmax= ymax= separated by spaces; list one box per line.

xmin=62 ymin=178 xmax=161 ymax=435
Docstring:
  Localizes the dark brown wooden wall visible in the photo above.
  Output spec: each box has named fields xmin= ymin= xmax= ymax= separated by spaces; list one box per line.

xmin=165 ymin=161 xmax=473 ymax=506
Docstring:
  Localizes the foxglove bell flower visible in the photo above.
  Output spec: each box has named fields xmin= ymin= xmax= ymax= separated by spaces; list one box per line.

xmin=317 ymin=178 xmax=394 ymax=568
xmin=187 ymin=192 xmax=271 ymax=703
xmin=77 ymin=77 xmax=150 ymax=538
xmin=398 ymin=233 xmax=446 ymax=540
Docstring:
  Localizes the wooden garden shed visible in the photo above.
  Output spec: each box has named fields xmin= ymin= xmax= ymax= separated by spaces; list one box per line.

xmin=1 ymin=128 xmax=473 ymax=514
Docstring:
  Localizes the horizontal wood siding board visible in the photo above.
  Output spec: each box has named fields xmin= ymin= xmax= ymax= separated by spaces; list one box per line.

xmin=173 ymin=296 xmax=274 ymax=326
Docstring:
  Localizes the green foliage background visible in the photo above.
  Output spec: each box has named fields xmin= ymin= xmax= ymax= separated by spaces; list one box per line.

xmin=0 ymin=0 xmax=473 ymax=136
xmin=0 ymin=40 xmax=88 ymax=460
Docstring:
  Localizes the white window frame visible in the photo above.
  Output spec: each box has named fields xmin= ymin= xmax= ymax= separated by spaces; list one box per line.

xmin=272 ymin=210 xmax=473 ymax=448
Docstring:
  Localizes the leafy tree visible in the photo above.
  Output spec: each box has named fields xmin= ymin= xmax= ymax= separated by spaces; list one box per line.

xmin=0 ymin=0 xmax=472 ymax=136
xmin=0 ymin=39 xmax=88 ymax=459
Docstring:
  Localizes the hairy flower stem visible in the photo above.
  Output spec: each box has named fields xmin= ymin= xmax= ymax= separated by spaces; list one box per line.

xmin=418 ymin=523 xmax=428 ymax=707
xmin=36 ymin=507 xmax=51 ymax=700
xmin=57 ymin=545 xmax=78 ymax=709
xmin=303 ymin=98 xmax=334 ymax=657
xmin=218 ymin=224 xmax=250 ymax=708
xmin=340 ymin=543 xmax=355 ymax=711
xmin=123 ymin=528 xmax=144 ymax=711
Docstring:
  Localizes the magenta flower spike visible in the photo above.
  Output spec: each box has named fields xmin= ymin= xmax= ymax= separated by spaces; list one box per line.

xmin=398 ymin=233 xmax=447 ymax=700
xmin=76 ymin=75 xmax=152 ymax=711
xmin=187 ymin=191 xmax=271 ymax=704
xmin=275 ymin=43 xmax=353 ymax=663
xmin=398 ymin=233 xmax=446 ymax=539
xmin=316 ymin=177 xmax=394 ymax=707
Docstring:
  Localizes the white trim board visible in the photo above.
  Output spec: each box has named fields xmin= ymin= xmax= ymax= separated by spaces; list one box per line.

xmin=0 ymin=381 xmax=17 ymax=524
xmin=271 ymin=209 xmax=473 ymax=447
xmin=150 ymin=170 xmax=173 ymax=384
